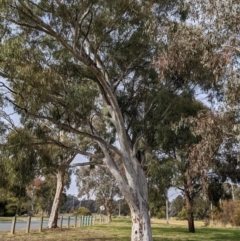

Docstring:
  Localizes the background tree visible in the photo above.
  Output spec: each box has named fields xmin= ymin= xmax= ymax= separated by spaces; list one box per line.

xmin=0 ymin=125 xmax=79 ymax=226
xmin=147 ymin=156 xmax=174 ymax=218
xmin=76 ymin=165 xmax=121 ymax=221
xmin=170 ymin=195 xmax=185 ymax=217
xmin=143 ymin=84 xmax=228 ymax=232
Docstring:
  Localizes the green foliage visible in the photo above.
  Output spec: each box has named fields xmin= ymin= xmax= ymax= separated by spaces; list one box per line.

xmin=156 ymin=206 xmax=166 ymax=219
xmin=146 ymin=91 xmax=205 ymax=220
xmin=0 ymin=193 xmax=30 ymax=216
xmin=170 ymin=195 xmax=185 ymax=217
xmin=0 ymin=129 xmax=39 ymax=196
xmin=0 ymin=2 xmax=237 ymax=238
xmin=208 ymin=178 xmax=231 ymax=206
xmin=147 ymin=157 xmax=174 ymax=217
xmin=177 ymin=207 xmax=187 ymax=220
xmin=193 ymin=198 xmax=210 ymax=220
xmin=76 ymin=166 xmax=120 ymax=217
xmin=145 ymin=90 xmax=203 ymax=151
xmin=76 ymin=207 xmax=91 ymax=216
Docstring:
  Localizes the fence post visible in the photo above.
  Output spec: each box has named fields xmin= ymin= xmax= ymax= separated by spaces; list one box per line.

xmin=74 ymin=216 xmax=77 ymax=228
xmin=67 ymin=216 xmax=70 ymax=228
xmin=78 ymin=216 xmax=81 ymax=227
xmin=39 ymin=216 xmax=43 ymax=232
xmin=10 ymin=216 xmax=17 ymax=235
xmin=26 ymin=216 xmax=31 ymax=233
xmin=60 ymin=216 xmax=63 ymax=228
xmin=92 ymin=216 xmax=95 ymax=225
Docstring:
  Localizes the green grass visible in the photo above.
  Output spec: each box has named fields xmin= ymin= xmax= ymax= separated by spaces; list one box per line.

xmin=1 ymin=218 xmax=240 ymax=240
xmin=0 ymin=217 xmax=14 ymax=222
xmin=151 ymin=226 xmax=240 ymax=241
xmin=0 ymin=216 xmax=30 ymax=223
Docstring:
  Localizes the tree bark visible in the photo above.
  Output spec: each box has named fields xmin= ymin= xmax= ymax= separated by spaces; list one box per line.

xmin=48 ymin=167 xmax=65 ymax=228
xmin=100 ymin=146 xmax=152 ymax=240
xmin=104 ymin=200 xmax=112 ymax=222
xmin=185 ymin=190 xmax=195 ymax=233
xmin=107 ymin=212 xmax=112 ymax=222
xmin=128 ymin=192 xmax=152 ymax=241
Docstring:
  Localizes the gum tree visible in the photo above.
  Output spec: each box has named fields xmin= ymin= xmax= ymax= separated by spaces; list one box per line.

xmin=76 ymin=165 xmax=121 ymax=221
xmin=0 ymin=1 xmax=181 ymax=240
xmin=0 ymin=126 xmax=78 ymax=227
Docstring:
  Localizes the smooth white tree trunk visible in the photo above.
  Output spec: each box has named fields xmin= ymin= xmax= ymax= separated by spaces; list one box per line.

xmin=128 ymin=192 xmax=152 ymax=241
xmin=100 ymin=124 xmax=153 ymax=241
xmin=48 ymin=168 xmax=65 ymax=228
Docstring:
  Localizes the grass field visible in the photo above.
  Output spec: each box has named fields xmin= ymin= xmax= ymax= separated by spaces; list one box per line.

xmin=1 ymin=218 xmax=240 ymax=241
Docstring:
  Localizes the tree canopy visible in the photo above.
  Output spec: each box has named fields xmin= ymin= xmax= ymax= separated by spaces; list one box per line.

xmin=0 ymin=1 xmax=239 ymax=240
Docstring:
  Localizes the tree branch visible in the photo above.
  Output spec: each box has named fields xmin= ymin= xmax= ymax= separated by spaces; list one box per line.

xmin=5 ymin=96 xmax=122 ymax=157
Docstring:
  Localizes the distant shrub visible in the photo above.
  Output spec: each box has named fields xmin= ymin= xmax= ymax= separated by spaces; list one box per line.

xmin=75 ymin=207 xmax=91 ymax=216
xmin=156 ymin=207 xmax=166 ymax=219
xmin=232 ymin=205 xmax=240 ymax=226
xmin=177 ymin=207 xmax=187 ymax=220
xmin=204 ymin=218 xmax=210 ymax=226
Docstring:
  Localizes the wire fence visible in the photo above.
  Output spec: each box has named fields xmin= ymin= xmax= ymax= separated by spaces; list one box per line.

xmin=7 ymin=214 xmax=110 ymax=234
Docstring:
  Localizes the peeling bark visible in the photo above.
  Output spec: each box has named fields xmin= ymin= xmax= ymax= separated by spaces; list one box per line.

xmin=106 ymin=212 xmax=112 ymax=222
xmin=48 ymin=167 xmax=65 ymax=228
xmin=129 ymin=194 xmax=152 ymax=241
xmin=119 ymin=157 xmax=152 ymax=241
xmin=185 ymin=190 xmax=195 ymax=233
xmin=100 ymin=145 xmax=153 ymax=240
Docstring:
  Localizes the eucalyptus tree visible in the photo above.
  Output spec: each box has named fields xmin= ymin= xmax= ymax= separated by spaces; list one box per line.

xmin=149 ymin=14 xmax=234 ymax=230
xmin=170 ymin=195 xmax=185 ymax=217
xmin=0 ymin=1 xmax=182 ymax=240
xmin=142 ymin=83 xmax=227 ymax=232
xmin=44 ymin=148 xmax=77 ymax=228
xmin=34 ymin=174 xmax=70 ymax=216
xmin=148 ymin=21 xmax=226 ymax=222
xmin=76 ymin=165 xmax=121 ymax=221
xmin=144 ymin=91 xmax=204 ymax=232
xmin=184 ymin=0 xmax=240 ymax=207
xmin=185 ymin=0 xmax=240 ymax=140
xmin=1 ymin=128 xmax=41 ymax=195
xmin=0 ymin=125 xmax=78 ymax=227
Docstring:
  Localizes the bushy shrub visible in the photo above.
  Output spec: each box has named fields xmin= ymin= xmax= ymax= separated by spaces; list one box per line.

xmin=208 ymin=200 xmax=240 ymax=226
xmin=177 ymin=207 xmax=187 ymax=220
xmin=232 ymin=205 xmax=240 ymax=226
xmin=75 ymin=207 xmax=91 ymax=216
xmin=156 ymin=206 xmax=165 ymax=219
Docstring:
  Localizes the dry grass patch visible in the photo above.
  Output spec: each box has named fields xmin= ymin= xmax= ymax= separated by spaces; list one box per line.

xmin=1 ymin=218 xmax=240 ymax=241
xmin=0 ymin=220 xmax=131 ymax=241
